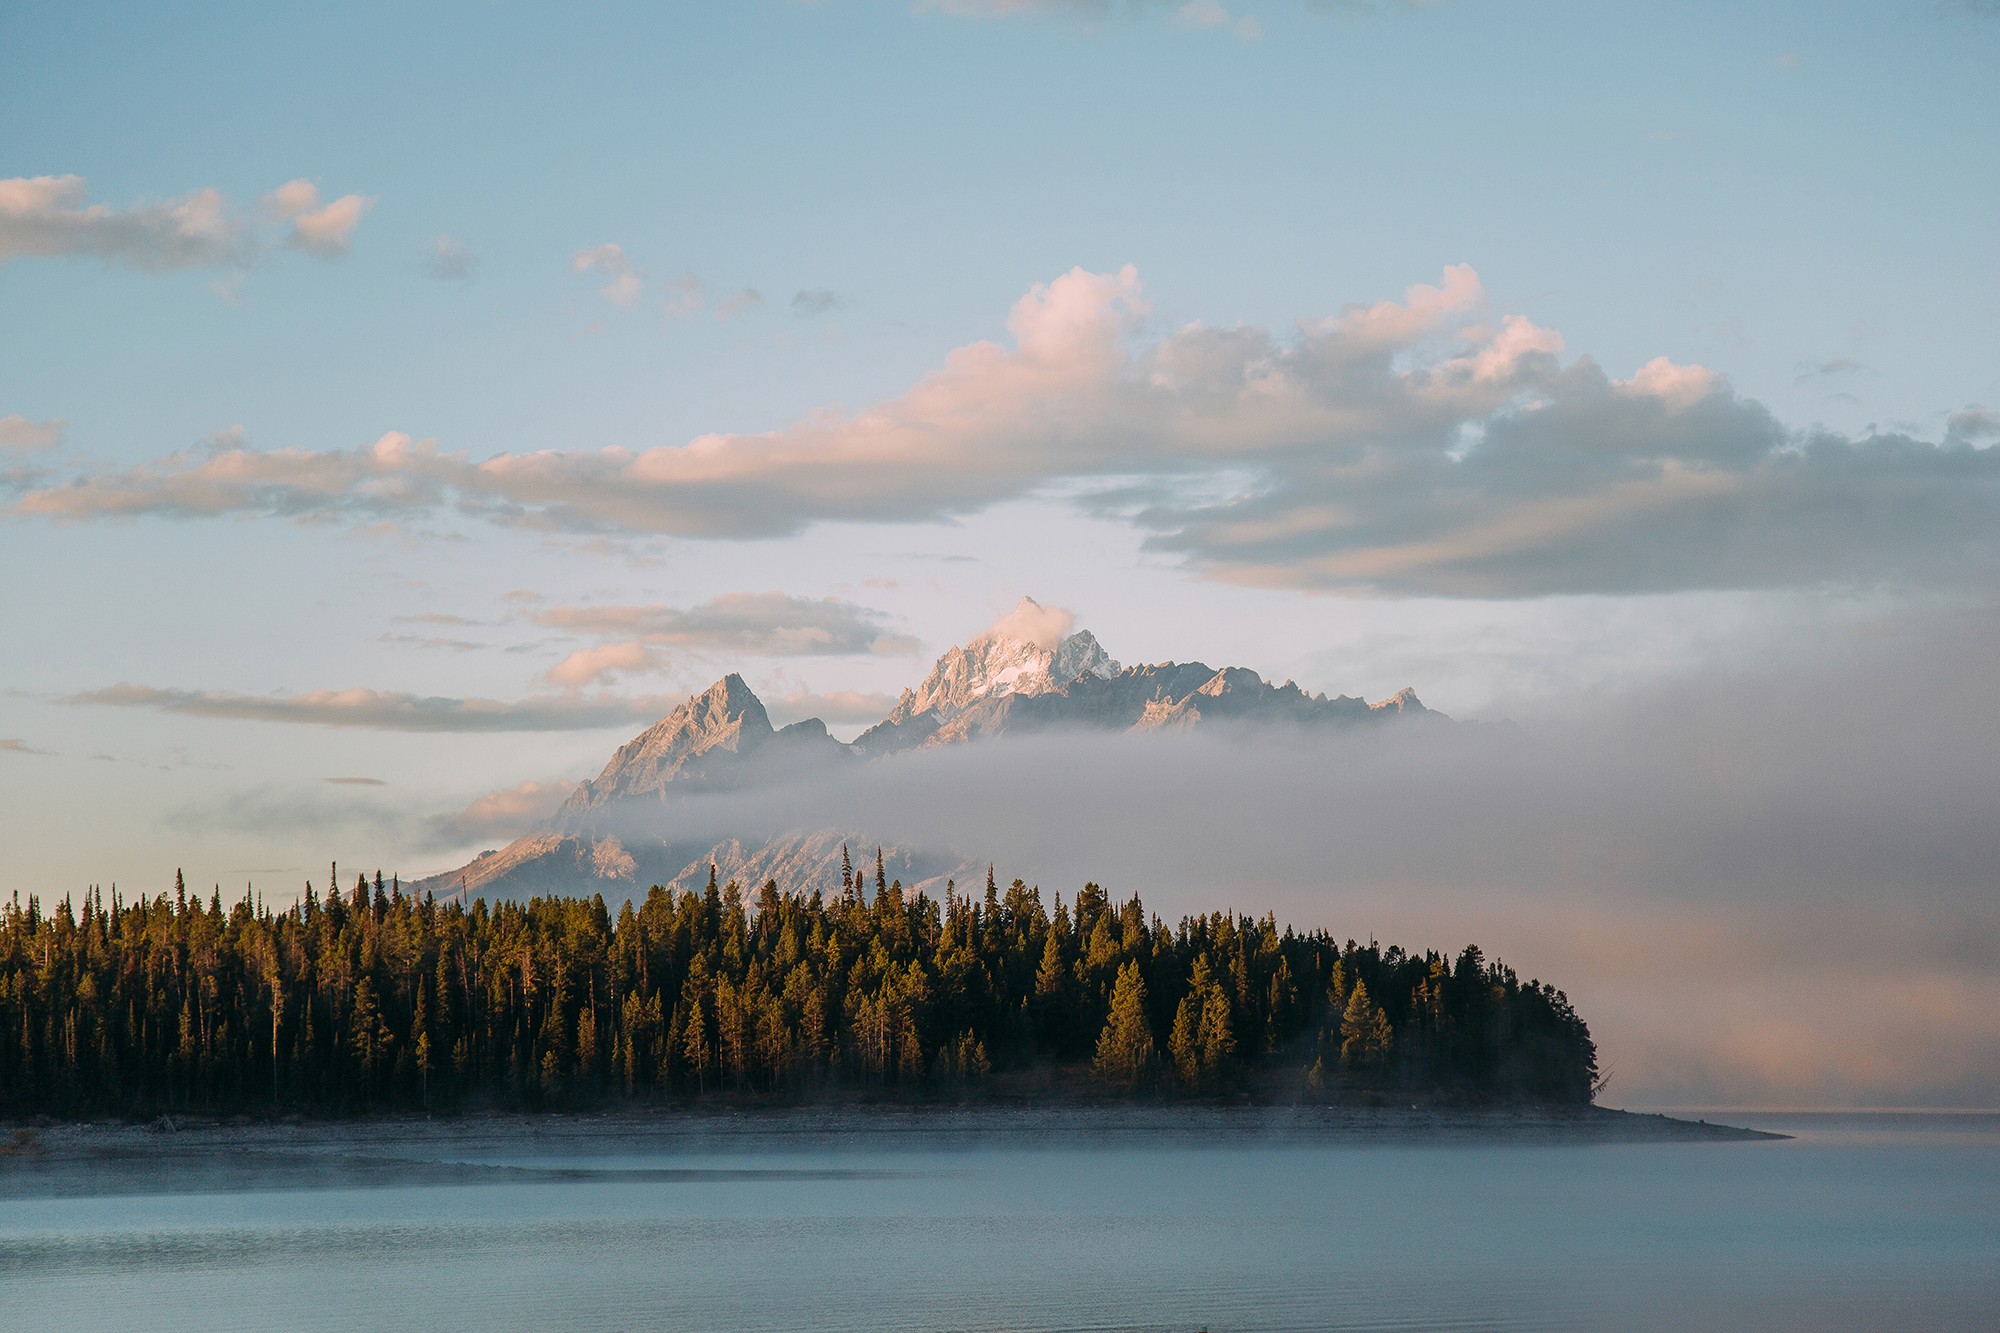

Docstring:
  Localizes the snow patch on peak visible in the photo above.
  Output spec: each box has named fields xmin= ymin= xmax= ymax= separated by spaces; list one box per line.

xmin=887 ymin=602 xmax=1118 ymax=724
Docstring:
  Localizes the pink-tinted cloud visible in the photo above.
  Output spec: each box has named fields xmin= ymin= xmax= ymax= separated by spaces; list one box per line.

xmin=546 ymin=641 xmax=664 ymax=688
xmin=264 ymin=179 xmax=375 ymax=258
xmin=430 ymin=779 xmax=579 ymax=845
xmin=12 ymin=265 xmax=1999 ymax=596
xmin=0 ymin=415 xmax=65 ymax=453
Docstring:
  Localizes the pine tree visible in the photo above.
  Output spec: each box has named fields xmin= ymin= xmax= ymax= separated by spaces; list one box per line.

xmin=1092 ymin=961 xmax=1156 ymax=1091
xmin=1339 ymin=978 xmax=1392 ymax=1072
xmin=1169 ymin=990 xmax=1202 ymax=1087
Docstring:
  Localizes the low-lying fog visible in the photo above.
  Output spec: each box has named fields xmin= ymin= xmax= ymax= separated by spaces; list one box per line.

xmin=591 ymin=602 xmax=2000 ymax=1110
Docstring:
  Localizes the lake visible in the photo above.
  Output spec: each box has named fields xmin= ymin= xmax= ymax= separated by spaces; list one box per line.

xmin=1 ymin=1110 xmax=1995 ymax=1331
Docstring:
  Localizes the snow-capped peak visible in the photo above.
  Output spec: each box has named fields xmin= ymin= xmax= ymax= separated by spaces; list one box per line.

xmin=887 ymin=598 xmax=1121 ymax=723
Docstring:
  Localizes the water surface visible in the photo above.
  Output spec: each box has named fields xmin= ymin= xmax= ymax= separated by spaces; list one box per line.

xmin=2 ymin=1111 xmax=1994 ymax=1331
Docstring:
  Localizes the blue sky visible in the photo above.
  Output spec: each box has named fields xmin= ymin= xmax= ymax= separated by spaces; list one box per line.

xmin=4 ymin=0 xmax=2000 ymax=1073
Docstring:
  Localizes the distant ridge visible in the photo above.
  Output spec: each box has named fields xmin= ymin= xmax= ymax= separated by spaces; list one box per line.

xmin=414 ymin=597 xmax=1435 ymax=902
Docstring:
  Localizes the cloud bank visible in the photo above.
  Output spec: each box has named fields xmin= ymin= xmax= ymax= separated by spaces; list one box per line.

xmin=532 ymin=591 xmax=917 ymax=687
xmin=10 ymin=264 xmax=1995 ymax=598
xmin=568 ymin=602 xmax=2000 ymax=1106
xmin=66 ymin=683 xmax=688 ymax=733
xmin=0 ymin=175 xmax=371 ymax=271
xmin=532 ymin=590 xmax=919 ymax=656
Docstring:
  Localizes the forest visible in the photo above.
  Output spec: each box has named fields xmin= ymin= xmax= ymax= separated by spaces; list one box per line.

xmin=0 ymin=851 xmax=1598 ymax=1117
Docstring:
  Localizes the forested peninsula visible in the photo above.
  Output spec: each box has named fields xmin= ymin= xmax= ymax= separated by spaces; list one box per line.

xmin=0 ymin=854 xmax=1598 ymax=1118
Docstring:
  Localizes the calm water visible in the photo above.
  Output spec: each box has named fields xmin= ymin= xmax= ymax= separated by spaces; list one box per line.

xmin=2 ymin=1112 xmax=1996 ymax=1332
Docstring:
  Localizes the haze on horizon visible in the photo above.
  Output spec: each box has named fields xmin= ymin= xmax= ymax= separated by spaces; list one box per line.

xmin=3 ymin=0 xmax=1997 ymax=1109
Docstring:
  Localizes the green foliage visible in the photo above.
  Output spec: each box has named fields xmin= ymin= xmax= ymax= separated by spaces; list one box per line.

xmin=0 ymin=865 xmax=1598 ymax=1116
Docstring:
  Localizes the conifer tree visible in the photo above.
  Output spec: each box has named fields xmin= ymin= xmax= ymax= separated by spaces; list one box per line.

xmin=1339 ymin=978 xmax=1393 ymax=1072
xmin=1093 ymin=961 xmax=1156 ymax=1091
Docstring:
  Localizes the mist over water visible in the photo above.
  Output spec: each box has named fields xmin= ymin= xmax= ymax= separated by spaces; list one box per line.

xmin=3 ymin=1114 xmax=1995 ymax=1332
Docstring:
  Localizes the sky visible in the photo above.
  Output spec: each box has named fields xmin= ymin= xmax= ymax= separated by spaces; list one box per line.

xmin=3 ymin=0 xmax=1998 ymax=1104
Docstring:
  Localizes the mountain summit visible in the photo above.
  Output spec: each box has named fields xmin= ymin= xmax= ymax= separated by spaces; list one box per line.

xmin=416 ymin=602 xmax=1433 ymax=901
xmin=560 ymin=672 xmax=844 ymax=817
xmin=857 ymin=598 xmax=1120 ymax=755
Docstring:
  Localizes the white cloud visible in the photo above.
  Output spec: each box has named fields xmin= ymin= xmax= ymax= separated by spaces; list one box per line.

xmin=983 ymin=596 xmax=1076 ymax=649
xmin=715 ymin=287 xmax=764 ymax=318
xmin=0 ymin=415 xmax=65 ymax=453
xmin=13 ymin=265 xmax=1999 ymax=597
xmin=573 ymin=243 xmax=643 ymax=308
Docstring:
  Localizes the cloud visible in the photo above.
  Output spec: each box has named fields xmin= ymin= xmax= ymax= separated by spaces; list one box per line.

xmin=791 ymin=288 xmax=854 ymax=316
xmin=715 ymin=287 xmax=764 ymax=318
xmin=0 ymin=415 xmax=65 ymax=453
xmin=1 ymin=738 xmax=53 ymax=756
xmin=65 ymin=682 xmax=686 ymax=732
xmin=1170 ymin=0 xmax=1264 ymax=37
xmin=0 ymin=174 xmax=374 ymax=271
xmin=983 ymin=596 xmax=1075 ymax=649
xmin=0 ymin=175 xmax=249 ymax=270
xmin=530 ymin=591 xmax=920 ymax=658
xmin=429 ymin=779 xmax=578 ymax=846
xmin=1795 ymin=356 xmax=1863 ymax=382
xmin=426 ymin=234 xmax=478 ymax=281
xmin=1945 ymin=407 xmax=2000 ymax=449
xmin=13 ymin=264 xmax=1999 ymax=598
xmin=573 ymin=243 xmax=643 ymax=308
xmin=324 ymin=776 xmax=387 ymax=786
xmin=546 ymin=641 xmax=666 ymax=688
xmin=375 ymin=632 xmax=486 ymax=652
xmin=395 ymin=611 xmax=485 ymax=626
xmin=263 ymin=180 xmax=374 ymax=259
xmin=662 ymin=272 xmax=706 ymax=319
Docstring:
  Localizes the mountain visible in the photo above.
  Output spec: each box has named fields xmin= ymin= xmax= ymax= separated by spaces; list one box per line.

xmin=412 ymin=598 xmax=1435 ymax=902
xmin=557 ymin=673 xmax=848 ymax=819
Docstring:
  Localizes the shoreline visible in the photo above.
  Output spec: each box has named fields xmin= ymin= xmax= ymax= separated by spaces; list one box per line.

xmin=0 ymin=1104 xmax=1786 ymax=1199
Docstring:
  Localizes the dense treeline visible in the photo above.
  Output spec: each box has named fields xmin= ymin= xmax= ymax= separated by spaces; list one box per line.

xmin=0 ymin=852 xmax=1597 ymax=1117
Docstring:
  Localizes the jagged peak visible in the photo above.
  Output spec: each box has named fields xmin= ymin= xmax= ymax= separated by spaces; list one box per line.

xmin=1371 ymin=686 xmax=1426 ymax=713
xmin=888 ymin=599 xmax=1118 ymax=724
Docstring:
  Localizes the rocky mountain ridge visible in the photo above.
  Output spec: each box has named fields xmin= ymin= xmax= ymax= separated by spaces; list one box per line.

xmin=414 ymin=598 xmax=1435 ymax=902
